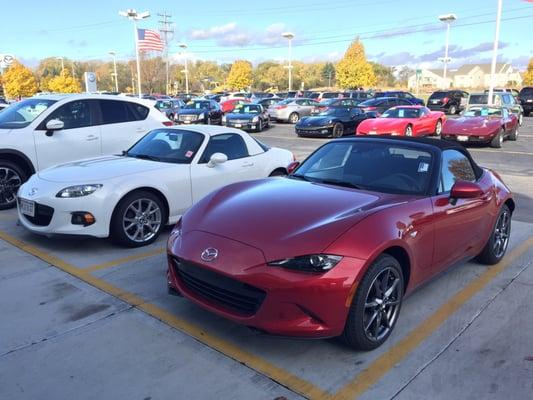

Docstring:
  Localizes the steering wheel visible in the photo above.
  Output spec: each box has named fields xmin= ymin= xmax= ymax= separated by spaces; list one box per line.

xmin=389 ymin=173 xmax=422 ymax=191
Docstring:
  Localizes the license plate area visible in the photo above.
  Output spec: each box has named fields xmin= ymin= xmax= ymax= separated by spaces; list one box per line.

xmin=457 ymin=135 xmax=469 ymax=142
xmin=19 ymin=198 xmax=35 ymax=217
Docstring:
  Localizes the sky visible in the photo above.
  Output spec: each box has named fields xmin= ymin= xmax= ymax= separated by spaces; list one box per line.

xmin=1 ymin=0 xmax=532 ymax=70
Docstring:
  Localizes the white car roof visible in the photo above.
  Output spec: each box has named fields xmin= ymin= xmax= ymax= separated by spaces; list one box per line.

xmin=165 ymin=125 xmax=247 ymax=137
xmin=31 ymin=93 xmax=152 ymax=105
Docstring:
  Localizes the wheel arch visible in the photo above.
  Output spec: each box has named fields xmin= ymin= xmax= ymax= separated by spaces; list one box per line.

xmin=382 ymin=245 xmax=411 ymax=292
xmin=269 ymin=167 xmax=288 ymax=176
xmin=0 ymin=149 xmax=36 ymax=178
xmin=112 ymin=186 xmax=170 ymax=225
xmin=504 ymin=198 xmax=515 ymax=214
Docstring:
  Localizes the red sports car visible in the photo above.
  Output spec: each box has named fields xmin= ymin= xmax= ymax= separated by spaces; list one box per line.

xmin=442 ymin=105 xmax=519 ymax=148
xmin=167 ymin=137 xmax=514 ymax=350
xmin=356 ymin=106 xmax=445 ymax=137
xmin=220 ymin=98 xmax=250 ymax=113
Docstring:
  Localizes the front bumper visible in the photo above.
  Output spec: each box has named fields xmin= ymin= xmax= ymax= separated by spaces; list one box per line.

xmin=167 ymin=230 xmax=365 ymax=338
xmin=442 ymin=133 xmax=493 ymax=144
xmin=295 ymin=126 xmax=333 ymax=137
xmin=225 ymin=121 xmax=258 ymax=130
xmin=520 ymin=102 xmax=533 ymax=112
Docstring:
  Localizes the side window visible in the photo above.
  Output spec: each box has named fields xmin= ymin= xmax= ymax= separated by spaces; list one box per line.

xmin=350 ymin=107 xmax=362 ymax=116
xmin=200 ymin=133 xmax=249 ymax=163
xmin=100 ymin=100 xmax=136 ymax=124
xmin=404 ymin=93 xmax=413 ymax=99
xmin=45 ymin=100 xmax=93 ymax=130
xmin=127 ymin=102 xmax=149 ymax=121
xmin=438 ymin=150 xmax=476 ymax=193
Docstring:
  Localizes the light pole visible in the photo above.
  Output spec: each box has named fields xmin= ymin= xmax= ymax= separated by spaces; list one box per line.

xmin=488 ymin=0 xmax=503 ymax=106
xmin=282 ymin=32 xmax=295 ymax=91
xmin=109 ymin=51 xmax=119 ymax=92
xmin=119 ymin=8 xmax=150 ymax=98
xmin=438 ymin=14 xmax=456 ymax=89
xmin=56 ymin=57 xmax=64 ymax=73
xmin=179 ymin=43 xmax=189 ymax=95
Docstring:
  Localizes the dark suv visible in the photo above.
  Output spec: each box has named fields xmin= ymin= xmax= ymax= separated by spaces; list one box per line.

xmin=374 ymin=91 xmax=425 ymax=106
xmin=427 ymin=90 xmax=469 ymax=114
xmin=518 ymin=87 xmax=533 ymax=116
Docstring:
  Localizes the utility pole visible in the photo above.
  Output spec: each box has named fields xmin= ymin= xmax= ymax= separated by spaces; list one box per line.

xmin=158 ymin=11 xmax=174 ymax=95
xmin=488 ymin=0 xmax=503 ymax=106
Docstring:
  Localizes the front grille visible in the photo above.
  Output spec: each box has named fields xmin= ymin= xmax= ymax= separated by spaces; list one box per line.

xmin=20 ymin=201 xmax=54 ymax=226
xmin=172 ymin=257 xmax=266 ymax=316
xmin=179 ymin=114 xmax=198 ymax=121
xmin=231 ymin=119 xmax=250 ymax=124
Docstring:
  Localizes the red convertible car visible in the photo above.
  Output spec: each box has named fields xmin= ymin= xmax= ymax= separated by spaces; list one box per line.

xmin=442 ymin=105 xmax=519 ymax=148
xmin=220 ymin=98 xmax=250 ymax=113
xmin=167 ymin=137 xmax=514 ymax=350
xmin=356 ymin=106 xmax=445 ymax=137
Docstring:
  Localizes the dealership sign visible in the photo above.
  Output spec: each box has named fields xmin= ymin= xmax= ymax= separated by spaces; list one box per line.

xmin=0 ymin=54 xmax=15 ymax=69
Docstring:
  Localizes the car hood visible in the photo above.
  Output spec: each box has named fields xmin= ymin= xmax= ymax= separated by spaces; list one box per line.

xmin=183 ymin=178 xmax=406 ymax=261
xmin=443 ymin=116 xmax=499 ymax=134
xmin=359 ymin=118 xmax=407 ymax=131
xmin=298 ymin=116 xmax=334 ymax=127
xmin=37 ymin=155 xmax=171 ymax=183
xmin=226 ymin=113 xmax=257 ymax=120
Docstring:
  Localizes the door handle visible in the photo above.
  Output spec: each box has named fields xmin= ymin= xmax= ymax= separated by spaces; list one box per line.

xmin=86 ymin=135 xmax=98 ymax=141
xmin=136 ymin=127 xmax=146 ymax=132
xmin=242 ymin=162 xmax=254 ymax=167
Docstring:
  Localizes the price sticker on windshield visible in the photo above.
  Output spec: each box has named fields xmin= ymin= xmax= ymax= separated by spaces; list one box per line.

xmin=185 ymin=151 xmax=194 ymax=158
xmin=418 ymin=162 xmax=429 ymax=173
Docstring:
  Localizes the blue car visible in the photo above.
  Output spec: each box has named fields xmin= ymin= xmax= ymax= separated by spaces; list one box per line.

xmin=374 ymin=91 xmax=425 ymax=106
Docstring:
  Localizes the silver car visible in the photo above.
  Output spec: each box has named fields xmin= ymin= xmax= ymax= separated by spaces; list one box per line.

xmin=267 ymin=98 xmax=317 ymax=123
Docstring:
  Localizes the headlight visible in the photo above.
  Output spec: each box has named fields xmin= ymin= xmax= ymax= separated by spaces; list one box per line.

xmin=56 ymin=184 xmax=102 ymax=198
xmin=268 ymin=254 xmax=342 ymax=273
xmin=252 ymin=116 xmax=259 ymax=123
xmin=198 ymin=113 xmax=205 ymax=119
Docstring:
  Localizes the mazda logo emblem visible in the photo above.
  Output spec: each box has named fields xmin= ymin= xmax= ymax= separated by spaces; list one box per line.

xmin=201 ymin=247 xmax=219 ymax=262
xmin=28 ymin=188 xmax=38 ymax=197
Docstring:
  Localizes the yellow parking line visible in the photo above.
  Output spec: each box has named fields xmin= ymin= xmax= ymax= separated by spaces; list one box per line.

xmin=334 ymin=236 xmax=533 ymax=400
xmin=469 ymin=149 xmax=533 ymax=156
xmin=84 ymin=247 xmax=165 ymax=273
xmin=0 ymin=230 xmax=330 ymax=400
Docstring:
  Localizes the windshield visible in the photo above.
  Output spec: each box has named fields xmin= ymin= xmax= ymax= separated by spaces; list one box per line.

xmin=519 ymin=87 xmax=533 ymax=96
xmin=155 ymin=101 xmax=172 ymax=109
xmin=233 ymin=105 xmax=261 ymax=114
xmin=429 ymin=92 xmax=448 ymax=99
xmin=292 ymin=141 xmax=433 ymax=195
xmin=0 ymin=98 xmax=57 ymax=129
xmin=359 ymin=99 xmax=380 ymax=107
xmin=318 ymin=99 xmax=337 ymax=106
xmin=183 ymin=101 xmax=210 ymax=110
xmin=468 ymin=94 xmax=489 ymax=104
xmin=463 ymin=106 xmax=502 ymax=117
xmin=126 ymin=129 xmax=204 ymax=164
xmin=382 ymin=108 xmax=420 ymax=118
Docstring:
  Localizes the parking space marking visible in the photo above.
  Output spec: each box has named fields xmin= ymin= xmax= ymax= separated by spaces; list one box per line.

xmin=0 ymin=229 xmax=330 ymax=400
xmin=84 ymin=247 xmax=165 ymax=273
xmin=334 ymin=236 xmax=533 ymax=400
xmin=520 ymin=134 xmax=533 ymax=138
xmin=469 ymin=149 xmax=533 ymax=156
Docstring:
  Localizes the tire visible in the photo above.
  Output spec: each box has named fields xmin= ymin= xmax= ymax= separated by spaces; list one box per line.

xmin=404 ymin=124 xmax=413 ymax=137
xmin=288 ymin=112 xmax=300 ymax=124
xmin=332 ymin=122 xmax=344 ymax=138
xmin=206 ymin=117 xmax=211 ymax=125
xmin=110 ymin=190 xmax=166 ymax=247
xmin=342 ymin=254 xmax=404 ymax=350
xmin=269 ymin=169 xmax=287 ymax=177
xmin=448 ymin=105 xmax=457 ymax=115
xmin=490 ymin=129 xmax=504 ymax=148
xmin=0 ymin=160 xmax=26 ymax=210
xmin=508 ymin=125 xmax=518 ymax=141
xmin=476 ymin=204 xmax=511 ymax=265
xmin=518 ymin=113 xmax=523 ymax=126
xmin=434 ymin=119 xmax=443 ymax=137
xmin=524 ymin=110 xmax=530 ymax=117
xmin=257 ymin=120 xmax=263 ymax=132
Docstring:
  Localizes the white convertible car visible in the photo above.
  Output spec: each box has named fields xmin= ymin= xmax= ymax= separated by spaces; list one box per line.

xmin=17 ymin=125 xmax=294 ymax=246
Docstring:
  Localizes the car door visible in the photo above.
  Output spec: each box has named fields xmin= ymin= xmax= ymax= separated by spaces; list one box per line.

xmin=98 ymin=99 xmax=151 ymax=155
xmin=189 ymin=133 xmax=258 ymax=202
xmin=431 ymin=149 xmax=493 ymax=271
xmin=418 ymin=108 xmax=434 ymax=134
xmin=33 ymin=99 xmax=101 ymax=169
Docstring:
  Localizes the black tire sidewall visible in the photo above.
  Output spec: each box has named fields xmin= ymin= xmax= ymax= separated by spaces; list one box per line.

xmin=476 ymin=204 xmax=511 ymax=265
xmin=0 ymin=160 xmax=27 ymax=210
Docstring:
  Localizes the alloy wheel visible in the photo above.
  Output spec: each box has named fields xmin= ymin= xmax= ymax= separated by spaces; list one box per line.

xmin=435 ymin=120 xmax=442 ymax=136
xmin=0 ymin=167 xmax=22 ymax=208
xmin=363 ymin=266 xmax=402 ymax=342
xmin=405 ymin=125 xmax=413 ymax=136
xmin=493 ymin=208 xmax=511 ymax=259
xmin=333 ymin=123 xmax=344 ymax=137
xmin=122 ymin=198 xmax=162 ymax=243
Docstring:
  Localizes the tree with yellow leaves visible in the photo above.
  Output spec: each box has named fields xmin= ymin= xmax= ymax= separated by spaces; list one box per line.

xmin=47 ymin=69 xmax=81 ymax=93
xmin=226 ymin=60 xmax=252 ymax=90
xmin=523 ymin=58 xmax=533 ymax=86
xmin=1 ymin=61 xmax=38 ymax=98
xmin=336 ymin=38 xmax=376 ymax=89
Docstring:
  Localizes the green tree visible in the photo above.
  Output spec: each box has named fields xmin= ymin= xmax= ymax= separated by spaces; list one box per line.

xmin=322 ymin=62 xmax=336 ymax=87
xmin=2 ymin=61 xmax=38 ymax=98
xmin=336 ymin=38 xmax=376 ymax=89
xmin=523 ymin=57 xmax=533 ymax=86
xmin=47 ymin=69 xmax=81 ymax=93
xmin=370 ymin=62 xmax=396 ymax=87
xmin=226 ymin=60 xmax=253 ymax=90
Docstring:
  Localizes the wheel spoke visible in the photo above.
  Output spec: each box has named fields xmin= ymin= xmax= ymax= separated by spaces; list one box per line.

xmin=374 ymin=312 xmax=382 ymax=337
xmin=365 ymin=300 xmax=379 ymax=309
xmin=365 ymin=311 xmax=378 ymax=332
xmin=384 ymin=277 xmax=399 ymax=299
xmin=382 ymin=311 xmax=391 ymax=329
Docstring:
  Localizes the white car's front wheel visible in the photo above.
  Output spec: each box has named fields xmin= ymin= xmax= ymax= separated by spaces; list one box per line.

xmin=111 ymin=190 xmax=166 ymax=247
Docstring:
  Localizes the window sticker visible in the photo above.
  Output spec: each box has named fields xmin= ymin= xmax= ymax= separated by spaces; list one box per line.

xmin=398 ymin=109 xmax=405 ymax=118
xmin=418 ymin=161 xmax=429 ymax=173
xmin=185 ymin=150 xmax=194 ymax=158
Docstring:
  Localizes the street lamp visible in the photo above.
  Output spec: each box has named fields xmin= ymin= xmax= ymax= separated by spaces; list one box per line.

xmin=109 ymin=51 xmax=119 ymax=92
xmin=438 ymin=14 xmax=457 ymax=89
xmin=56 ymin=57 xmax=64 ymax=73
xmin=282 ymin=32 xmax=295 ymax=91
xmin=119 ymin=8 xmax=150 ymax=98
xmin=179 ymin=43 xmax=189 ymax=95
xmin=488 ymin=0 xmax=503 ymax=105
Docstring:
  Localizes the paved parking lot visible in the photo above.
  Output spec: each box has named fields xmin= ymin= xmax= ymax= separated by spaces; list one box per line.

xmin=1 ymin=118 xmax=533 ymax=400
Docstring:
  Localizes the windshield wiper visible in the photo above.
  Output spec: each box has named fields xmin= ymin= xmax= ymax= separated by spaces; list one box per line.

xmin=129 ymin=154 xmax=161 ymax=162
xmin=317 ymin=179 xmax=362 ymax=189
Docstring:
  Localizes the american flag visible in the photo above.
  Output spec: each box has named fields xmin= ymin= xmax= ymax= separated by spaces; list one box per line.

xmin=137 ymin=29 xmax=164 ymax=52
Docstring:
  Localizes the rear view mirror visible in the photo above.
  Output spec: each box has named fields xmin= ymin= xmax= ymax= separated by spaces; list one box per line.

xmin=450 ymin=181 xmax=483 ymax=199
xmin=287 ymin=161 xmax=300 ymax=174
xmin=45 ymin=119 xmax=64 ymax=136
xmin=207 ymin=152 xmax=228 ymax=168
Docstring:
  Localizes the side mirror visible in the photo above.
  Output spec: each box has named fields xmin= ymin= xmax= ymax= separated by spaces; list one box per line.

xmin=45 ymin=119 xmax=64 ymax=136
xmin=287 ymin=161 xmax=300 ymax=174
xmin=450 ymin=181 xmax=483 ymax=200
xmin=207 ymin=152 xmax=228 ymax=168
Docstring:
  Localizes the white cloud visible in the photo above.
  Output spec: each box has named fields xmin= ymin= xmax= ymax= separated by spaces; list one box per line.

xmin=189 ymin=22 xmax=238 ymax=40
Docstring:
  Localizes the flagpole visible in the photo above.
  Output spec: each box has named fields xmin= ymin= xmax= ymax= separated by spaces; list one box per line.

xmin=134 ymin=20 xmax=142 ymax=98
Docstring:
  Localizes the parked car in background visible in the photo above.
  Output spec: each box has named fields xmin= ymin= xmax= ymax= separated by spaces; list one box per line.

xmin=484 ymin=88 xmax=520 ymax=97
xmin=17 ymin=126 xmax=294 ymax=247
xmin=468 ymin=92 xmax=523 ymax=125
xmin=0 ymin=103 xmax=8 ymax=112
xmin=267 ymin=98 xmax=318 ymax=123
xmin=296 ymin=107 xmax=375 ymax=137
xmin=427 ymin=90 xmax=469 ymax=115
xmin=167 ymin=136 xmax=513 ymax=349
xmin=517 ymin=87 xmax=533 ymax=116
xmin=220 ymin=92 xmax=249 ymax=102
xmin=316 ymin=92 xmax=343 ymax=102
xmin=0 ymin=94 xmax=170 ymax=210
xmin=356 ymin=106 xmax=445 ymax=137
xmin=311 ymin=98 xmax=360 ymax=115
xmin=357 ymin=97 xmax=414 ymax=115
xmin=223 ymin=103 xmax=270 ymax=132
xmin=442 ymin=105 xmax=518 ymax=148
xmin=176 ymin=100 xmax=223 ymax=125
xmin=249 ymin=92 xmax=275 ymax=102
xmin=155 ymin=99 xmax=185 ymax=122
xmin=220 ymin=98 xmax=250 ymax=113
xmin=257 ymin=97 xmax=282 ymax=110
xmin=342 ymin=90 xmax=374 ymax=104
xmin=374 ymin=91 xmax=425 ymax=106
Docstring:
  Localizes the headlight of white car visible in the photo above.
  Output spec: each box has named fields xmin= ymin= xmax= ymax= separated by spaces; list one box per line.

xmin=252 ymin=116 xmax=259 ymax=123
xmin=198 ymin=113 xmax=205 ymax=119
xmin=56 ymin=184 xmax=103 ymax=198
